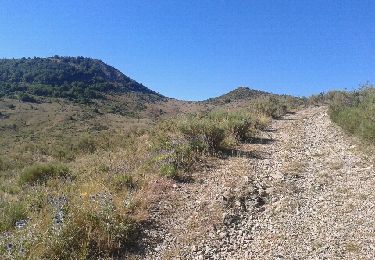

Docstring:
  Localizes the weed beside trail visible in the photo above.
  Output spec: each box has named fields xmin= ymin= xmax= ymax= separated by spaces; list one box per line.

xmin=328 ymin=86 xmax=375 ymax=143
xmin=0 ymin=201 xmax=27 ymax=233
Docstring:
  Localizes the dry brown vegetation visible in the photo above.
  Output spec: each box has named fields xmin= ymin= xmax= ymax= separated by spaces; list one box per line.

xmin=0 ymin=91 xmax=302 ymax=258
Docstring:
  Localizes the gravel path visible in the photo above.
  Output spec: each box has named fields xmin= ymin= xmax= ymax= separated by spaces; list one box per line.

xmin=138 ymin=106 xmax=375 ymax=259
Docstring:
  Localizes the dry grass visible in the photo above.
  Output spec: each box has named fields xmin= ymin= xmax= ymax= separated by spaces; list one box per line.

xmin=345 ymin=242 xmax=360 ymax=253
xmin=0 ymin=94 xmax=302 ymax=258
xmin=330 ymin=161 xmax=344 ymax=171
xmin=283 ymin=161 xmax=307 ymax=178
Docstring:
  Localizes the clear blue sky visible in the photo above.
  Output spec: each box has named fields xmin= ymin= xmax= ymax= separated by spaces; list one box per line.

xmin=0 ymin=0 xmax=374 ymax=100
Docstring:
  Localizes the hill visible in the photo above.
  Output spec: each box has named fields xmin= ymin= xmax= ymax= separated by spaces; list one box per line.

xmin=204 ymin=86 xmax=270 ymax=104
xmin=0 ymin=56 xmax=163 ymax=102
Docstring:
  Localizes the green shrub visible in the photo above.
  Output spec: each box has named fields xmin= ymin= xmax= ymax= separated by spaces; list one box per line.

xmin=226 ymin=115 xmax=254 ymax=141
xmin=52 ymin=147 xmax=76 ymax=162
xmin=7 ymin=103 xmax=16 ymax=109
xmin=0 ymin=156 xmax=11 ymax=171
xmin=114 ymin=174 xmax=134 ymax=190
xmin=41 ymin=199 xmax=136 ymax=259
xmin=20 ymin=163 xmax=71 ymax=185
xmin=210 ymin=111 xmax=258 ymax=142
xmin=0 ymin=201 xmax=27 ymax=232
xmin=19 ymin=93 xmax=37 ymax=103
xmin=29 ymin=84 xmax=54 ymax=96
xmin=151 ymin=135 xmax=197 ymax=179
xmin=0 ymin=111 xmax=9 ymax=119
xmin=178 ymin=116 xmax=226 ymax=152
xmin=150 ymin=118 xmax=209 ymax=178
xmin=328 ymin=86 xmax=375 ymax=143
xmin=76 ymin=136 xmax=97 ymax=154
xmin=160 ymin=163 xmax=178 ymax=178
xmin=248 ymin=95 xmax=300 ymax=119
xmin=98 ymin=164 xmax=110 ymax=173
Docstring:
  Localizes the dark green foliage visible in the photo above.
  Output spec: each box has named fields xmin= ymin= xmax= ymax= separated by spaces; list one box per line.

xmin=0 ymin=56 xmax=161 ymax=101
xmin=0 ymin=201 xmax=27 ymax=232
xmin=20 ymin=163 xmax=71 ymax=185
xmin=329 ymin=86 xmax=375 ymax=143
xmin=0 ymin=111 xmax=9 ymax=119
xmin=19 ymin=93 xmax=37 ymax=103
xmin=6 ymin=103 xmax=16 ymax=109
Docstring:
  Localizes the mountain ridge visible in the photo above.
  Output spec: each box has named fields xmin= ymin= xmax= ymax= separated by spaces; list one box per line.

xmin=0 ymin=56 xmax=287 ymax=104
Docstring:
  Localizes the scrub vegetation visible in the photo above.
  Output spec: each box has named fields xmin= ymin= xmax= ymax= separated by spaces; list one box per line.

xmin=328 ymin=85 xmax=375 ymax=143
xmin=308 ymin=84 xmax=375 ymax=144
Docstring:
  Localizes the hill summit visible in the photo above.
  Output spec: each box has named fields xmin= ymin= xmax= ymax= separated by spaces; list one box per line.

xmin=205 ymin=86 xmax=270 ymax=104
xmin=0 ymin=56 xmax=162 ymax=101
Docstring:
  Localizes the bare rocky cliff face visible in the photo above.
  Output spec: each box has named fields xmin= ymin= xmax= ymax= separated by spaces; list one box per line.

xmin=135 ymin=106 xmax=375 ymax=259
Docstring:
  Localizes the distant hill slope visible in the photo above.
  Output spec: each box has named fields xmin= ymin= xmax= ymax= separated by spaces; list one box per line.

xmin=0 ymin=56 xmax=163 ymax=102
xmin=205 ymin=87 xmax=270 ymax=104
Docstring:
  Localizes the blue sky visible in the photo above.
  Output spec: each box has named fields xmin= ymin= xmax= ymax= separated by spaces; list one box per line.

xmin=0 ymin=0 xmax=374 ymax=100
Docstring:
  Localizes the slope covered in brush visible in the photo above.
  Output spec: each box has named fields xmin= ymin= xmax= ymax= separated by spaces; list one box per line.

xmin=0 ymin=56 xmax=162 ymax=101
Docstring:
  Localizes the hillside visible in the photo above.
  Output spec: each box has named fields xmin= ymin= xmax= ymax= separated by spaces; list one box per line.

xmin=0 ymin=56 xmax=162 ymax=102
xmin=0 ymin=70 xmax=304 ymax=258
xmin=0 ymin=56 xmax=211 ymax=165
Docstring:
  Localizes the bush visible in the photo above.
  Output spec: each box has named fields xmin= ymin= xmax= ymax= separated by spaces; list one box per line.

xmin=0 ymin=201 xmax=27 ymax=232
xmin=0 ymin=156 xmax=11 ymax=171
xmin=114 ymin=174 xmax=134 ymax=190
xmin=40 ymin=197 xmax=136 ymax=259
xmin=328 ymin=86 xmax=375 ymax=143
xmin=7 ymin=103 xmax=16 ymax=109
xmin=19 ymin=93 xmax=37 ymax=103
xmin=249 ymin=96 xmax=293 ymax=119
xmin=29 ymin=84 xmax=54 ymax=96
xmin=151 ymin=132 xmax=198 ymax=179
xmin=209 ymin=111 xmax=258 ymax=143
xmin=160 ymin=163 xmax=178 ymax=178
xmin=20 ymin=163 xmax=71 ymax=185
xmin=75 ymin=136 xmax=97 ymax=154
xmin=178 ymin=116 xmax=226 ymax=152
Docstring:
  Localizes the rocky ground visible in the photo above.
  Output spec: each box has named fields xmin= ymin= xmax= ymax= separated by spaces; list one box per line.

xmin=136 ymin=106 xmax=375 ymax=259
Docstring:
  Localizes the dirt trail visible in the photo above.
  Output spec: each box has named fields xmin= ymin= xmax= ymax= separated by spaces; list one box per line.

xmin=138 ymin=106 xmax=375 ymax=259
